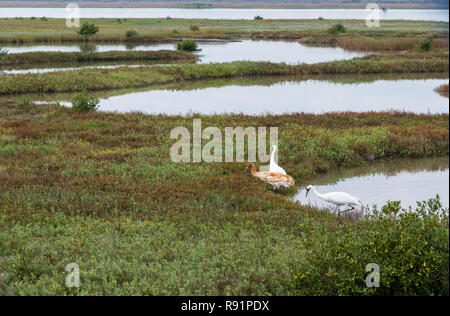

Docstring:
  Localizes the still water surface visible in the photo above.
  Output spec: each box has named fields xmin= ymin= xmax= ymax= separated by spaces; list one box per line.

xmin=44 ymin=78 xmax=448 ymax=115
xmin=1 ymin=40 xmax=365 ymax=65
xmin=0 ymin=8 xmax=448 ymax=21
xmin=293 ymin=158 xmax=449 ymax=210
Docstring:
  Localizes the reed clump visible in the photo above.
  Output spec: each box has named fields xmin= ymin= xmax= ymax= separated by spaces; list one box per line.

xmin=435 ymin=83 xmax=449 ymax=98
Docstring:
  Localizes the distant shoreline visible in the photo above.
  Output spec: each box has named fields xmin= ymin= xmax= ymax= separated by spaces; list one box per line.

xmin=0 ymin=1 xmax=448 ymax=10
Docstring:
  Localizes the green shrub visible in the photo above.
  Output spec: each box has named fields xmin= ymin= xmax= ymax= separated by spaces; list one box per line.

xmin=177 ymin=40 xmax=201 ymax=52
xmin=318 ymin=16 xmax=325 ymax=20
xmin=17 ymin=95 xmax=31 ymax=109
xmin=78 ymin=23 xmax=99 ymax=36
xmin=52 ymin=102 xmax=66 ymax=117
xmin=125 ymin=30 xmax=138 ymax=38
xmin=189 ymin=25 xmax=200 ymax=31
xmin=254 ymin=16 xmax=264 ymax=20
xmin=71 ymin=92 xmax=100 ymax=112
xmin=417 ymin=37 xmax=433 ymax=51
xmin=292 ymin=196 xmax=449 ymax=296
xmin=328 ymin=23 xmax=347 ymax=35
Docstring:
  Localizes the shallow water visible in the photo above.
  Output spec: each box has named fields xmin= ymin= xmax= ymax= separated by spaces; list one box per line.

xmin=293 ymin=158 xmax=449 ymax=211
xmin=1 ymin=40 xmax=364 ymax=65
xmin=34 ymin=77 xmax=448 ymax=115
xmin=0 ymin=8 xmax=448 ymax=21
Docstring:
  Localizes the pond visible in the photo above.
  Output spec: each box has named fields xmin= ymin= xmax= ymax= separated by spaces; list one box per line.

xmin=293 ymin=157 xmax=449 ymax=211
xmin=28 ymin=76 xmax=448 ymax=115
xmin=0 ymin=40 xmax=365 ymax=65
xmin=0 ymin=8 xmax=448 ymax=22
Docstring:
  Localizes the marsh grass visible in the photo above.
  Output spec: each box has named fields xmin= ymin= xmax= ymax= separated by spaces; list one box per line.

xmin=0 ymin=102 xmax=448 ymax=295
xmin=0 ymin=50 xmax=447 ymax=95
xmin=0 ymin=50 xmax=196 ymax=66
xmin=327 ymin=23 xmax=347 ymax=35
xmin=0 ymin=18 xmax=447 ymax=47
xmin=336 ymin=37 xmax=449 ymax=51
xmin=435 ymin=83 xmax=449 ymax=98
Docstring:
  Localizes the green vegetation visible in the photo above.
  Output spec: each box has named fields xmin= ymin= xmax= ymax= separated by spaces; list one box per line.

xmin=0 ymin=50 xmax=447 ymax=95
xmin=320 ymin=36 xmax=448 ymax=51
xmin=189 ymin=24 xmax=200 ymax=32
xmin=327 ymin=23 xmax=347 ymax=35
xmin=0 ymin=1 xmax=446 ymax=10
xmin=176 ymin=39 xmax=201 ymax=52
xmin=293 ymin=198 xmax=449 ymax=295
xmin=435 ymin=83 xmax=449 ymax=98
xmin=254 ymin=16 xmax=264 ymax=20
xmin=417 ymin=37 xmax=434 ymax=51
xmin=0 ymin=50 xmax=196 ymax=66
xmin=78 ymin=23 xmax=99 ymax=36
xmin=0 ymin=18 xmax=447 ymax=46
xmin=125 ymin=30 xmax=138 ymax=38
xmin=17 ymin=95 xmax=31 ymax=110
xmin=0 ymin=12 xmax=448 ymax=296
xmin=0 ymin=100 xmax=448 ymax=295
xmin=71 ymin=92 xmax=100 ymax=112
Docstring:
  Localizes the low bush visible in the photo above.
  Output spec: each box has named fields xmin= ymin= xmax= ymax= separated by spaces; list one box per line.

xmin=78 ymin=23 xmax=99 ymax=36
xmin=417 ymin=37 xmax=433 ymax=51
xmin=17 ymin=95 xmax=31 ymax=109
xmin=292 ymin=196 xmax=449 ymax=295
xmin=71 ymin=91 xmax=100 ymax=112
xmin=189 ymin=25 xmax=200 ymax=31
xmin=177 ymin=40 xmax=202 ymax=52
xmin=125 ymin=30 xmax=138 ymax=38
xmin=328 ymin=23 xmax=347 ymax=35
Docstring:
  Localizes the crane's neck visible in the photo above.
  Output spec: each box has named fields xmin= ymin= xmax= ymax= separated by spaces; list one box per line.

xmin=311 ymin=186 xmax=326 ymax=200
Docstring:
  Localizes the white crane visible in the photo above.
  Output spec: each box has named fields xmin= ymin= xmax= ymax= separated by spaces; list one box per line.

xmin=305 ymin=185 xmax=362 ymax=213
xmin=269 ymin=145 xmax=287 ymax=175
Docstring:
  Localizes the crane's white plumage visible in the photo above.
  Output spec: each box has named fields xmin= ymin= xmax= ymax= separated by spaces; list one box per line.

xmin=269 ymin=145 xmax=287 ymax=175
xmin=305 ymin=185 xmax=362 ymax=213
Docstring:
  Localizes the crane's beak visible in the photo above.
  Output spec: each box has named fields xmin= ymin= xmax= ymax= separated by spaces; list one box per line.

xmin=305 ymin=188 xmax=310 ymax=197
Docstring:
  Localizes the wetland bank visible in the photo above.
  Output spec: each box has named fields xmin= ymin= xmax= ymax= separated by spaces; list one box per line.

xmin=0 ymin=10 xmax=449 ymax=296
